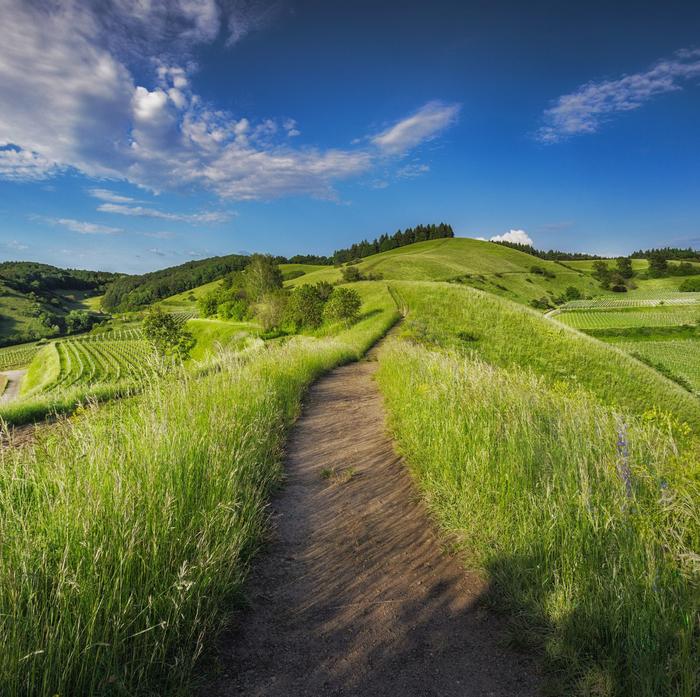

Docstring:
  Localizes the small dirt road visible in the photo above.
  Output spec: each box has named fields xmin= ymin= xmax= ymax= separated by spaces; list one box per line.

xmin=0 ymin=369 xmax=26 ymax=404
xmin=202 ymin=353 xmax=538 ymax=696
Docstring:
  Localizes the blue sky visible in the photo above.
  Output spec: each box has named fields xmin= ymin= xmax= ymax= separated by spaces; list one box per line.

xmin=0 ymin=0 xmax=699 ymax=273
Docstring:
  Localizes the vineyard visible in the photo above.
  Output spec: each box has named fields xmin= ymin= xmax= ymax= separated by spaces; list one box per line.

xmin=560 ymin=291 xmax=700 ymax=309
xmin=621 ymin=339 xmax=700 ymax=393
xmin=0 ymin=343 xmax=40 ymax=370
xmin=556 ymin=305 xmax=700 ymax=330
xmin=24 ymin=335 xmax=154 ymax=395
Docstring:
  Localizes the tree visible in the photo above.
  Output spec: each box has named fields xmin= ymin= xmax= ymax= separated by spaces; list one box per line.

xmin=616 ymin=257 xmax=634 ymax=279
xmin=198 ymin=289 xmax=220 ymax=317
xmin=242 ymin=254 xmax=283 ymax=302
xmin=255 ymin=290 xmax=288 ymax=332
xmin=65 ymin=309 xmax=93 ymax=334
xmin=649 ymin=253 xmax=668 ymax=277
xmin=315 ymin=281 xmax=335 ymax=301
xmin=142 ymin=307 xmax=195 ymax=361
xmin=286 ymin=285 xmax=325 ymax=330
xmin=324 ymin=287 xmax=362 ymax=325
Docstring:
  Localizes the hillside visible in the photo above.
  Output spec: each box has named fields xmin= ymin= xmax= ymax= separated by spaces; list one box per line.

xmin=0 ymin=262 xmax=119 ymax=346
xmin=101 ymin=254 xmax=249 ymax=312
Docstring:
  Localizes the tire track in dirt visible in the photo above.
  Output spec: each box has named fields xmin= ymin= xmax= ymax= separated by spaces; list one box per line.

xmin=201 ymin=351 xmax=539 ymax=696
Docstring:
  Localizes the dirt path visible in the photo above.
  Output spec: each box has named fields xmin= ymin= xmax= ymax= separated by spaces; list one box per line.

xmin=202 ymin=354 xmax=538 ymax=696
xmin=0 ymin=369 xmax=26 ymax=404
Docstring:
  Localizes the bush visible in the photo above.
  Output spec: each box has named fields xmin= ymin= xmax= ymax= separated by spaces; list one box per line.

xmin=341 ymin=266 xmax=364 ymax=283
xmin=323 ymin=287 xmax=362 ymax=325
xmin=679 ymin=277 xmax=700 ymax=292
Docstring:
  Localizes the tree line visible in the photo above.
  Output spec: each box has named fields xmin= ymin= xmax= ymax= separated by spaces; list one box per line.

xmin=102 ymin=254 xmax=249 ymax=311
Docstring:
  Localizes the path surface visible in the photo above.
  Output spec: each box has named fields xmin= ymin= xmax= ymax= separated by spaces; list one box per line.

xmin=202 ymin=354 xmax=538 ymax=696
xmin=0 ymin=369 xmax=26 ymax=404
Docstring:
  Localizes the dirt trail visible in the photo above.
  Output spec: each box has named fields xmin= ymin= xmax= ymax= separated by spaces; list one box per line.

xmin=202 ymin=353 xmax=538 ymax=696
xmin=0 ymin=369 xmax=26 ymax=404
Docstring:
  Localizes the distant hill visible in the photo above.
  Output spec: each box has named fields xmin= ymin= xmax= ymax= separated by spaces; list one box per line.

xmin=102 ymin=254 xmax=249 ymax=312
xmin=0 ymin=262 xmax=122 ymax=346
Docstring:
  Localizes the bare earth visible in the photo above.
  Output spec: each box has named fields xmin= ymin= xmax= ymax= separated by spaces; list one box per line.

xmin=202 ymin=354 xmax=539 ymax=696
xmin=0 ymin=369 xmax=26 ymax=404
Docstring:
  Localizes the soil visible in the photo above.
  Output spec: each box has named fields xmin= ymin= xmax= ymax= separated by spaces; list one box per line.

xmin=200 ymin=352 xmax=539 ymax=696
xmin=0 ymin=369 xmax=26 ymax=404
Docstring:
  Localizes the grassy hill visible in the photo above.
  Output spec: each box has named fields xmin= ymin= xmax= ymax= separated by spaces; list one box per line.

xmin=289 ymin=237 xmax=604 ymax=305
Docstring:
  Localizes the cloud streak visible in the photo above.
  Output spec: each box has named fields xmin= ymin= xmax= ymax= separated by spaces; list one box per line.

xmin=372 ymin=101 xmax=460 ymax=155
xmin=53 ymin=218 xmax=123 ymax=235
xmin=97 ymin=203 xmax=231 ymax=223
xmin=538 ymin=48 xmax=700 ymax=143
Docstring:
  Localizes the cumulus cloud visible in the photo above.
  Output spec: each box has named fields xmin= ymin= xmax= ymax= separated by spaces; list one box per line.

xmin=0 ymin=1 xmax=458 ymax=200
xmin=538 ymin=48 xmax=700 ymax=143
xmin=53 ymin=218 xmax=123 ymax=235
xmin=489 ymin=229 xmax=534 ymax=246
xmin=372 ymin=101 xmax=460 ymax=155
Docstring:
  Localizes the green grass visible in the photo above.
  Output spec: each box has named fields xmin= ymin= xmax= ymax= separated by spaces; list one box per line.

xmin=0 ymin=283 xmax=399 ymax=697
xmin=186 ymin=318 xmax=257 ymax=361
xmin=616 ymin=339 xmax=700 ymax=394
xmin=389 ymin=282 xmax=700 ymax=430
xmin=288 ymin=238 xmax=607 ymax=306
xmin=377 ymin=339 xmax=698 ymax=696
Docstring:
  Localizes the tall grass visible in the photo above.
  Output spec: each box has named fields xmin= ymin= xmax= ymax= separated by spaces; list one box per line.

xmin=389 ymin=282 xmax=700 ymax=430
xmin=0 ymin=286 xmax=398 ymax=695
xmin=377 ymin=339 xmax=699 ymax=696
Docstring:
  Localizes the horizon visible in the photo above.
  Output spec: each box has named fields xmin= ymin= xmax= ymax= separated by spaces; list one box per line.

xmin=1 ymin=0 xmax=699 ymax=273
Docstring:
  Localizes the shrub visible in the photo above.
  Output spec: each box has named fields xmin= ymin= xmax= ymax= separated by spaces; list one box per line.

xmin=679 ymin=277 xmax=700 ymax=292
xmin=341 ymin=266 xmax=363 ymax=283
xmin=323 ymin=287 xmax=362 ymax=325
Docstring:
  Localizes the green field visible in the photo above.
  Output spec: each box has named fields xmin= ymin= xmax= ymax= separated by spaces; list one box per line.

xmin=0 ymin=342 xmax=41 ymax=370
xmin=617 ymin=338 xmax=700 ymax=394
xmin=556 ymin=304 xmax=700 ymax=330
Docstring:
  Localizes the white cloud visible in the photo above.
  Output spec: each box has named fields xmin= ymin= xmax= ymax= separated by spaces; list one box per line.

xmin=0 ymin=1 xmax=458 ymax=200
xmin=372 ymin=101 xmax=460 ymax=155
xmin=97 ymin=203 xmax=230 ymax=223
xmin=0 ymin=147 xmax=59 ymax=181
xmin=88 ymin=188 xmax=140 ymax=204
xmin=489 ymin=229 xmax=534 ymax=246
xmin=538 ymin=48 xmax=700 ymax=143
xmin=53 ymin=218 xmax=123 ymax=235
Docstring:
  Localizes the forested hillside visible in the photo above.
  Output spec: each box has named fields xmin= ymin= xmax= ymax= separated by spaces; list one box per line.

xmin=102 ymin=254 xmax=249 ymax=311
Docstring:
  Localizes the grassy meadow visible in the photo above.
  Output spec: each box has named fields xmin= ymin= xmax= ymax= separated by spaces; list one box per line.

xmin=376 ymin=281 xmax=700 ymax=696
xmin=0 ymin=283 xmax=399 ymax=696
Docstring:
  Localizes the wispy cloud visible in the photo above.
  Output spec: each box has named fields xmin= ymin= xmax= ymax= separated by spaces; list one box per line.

xmin=143 ymin=231 xmax=177 ymax=239
xmin=3 ymin=239 xmax=29 ymax=251
xmin=396 ymin=163 xmax=430 ymax=178
xmin=537 ymin=48 xmax=700 ymax=143
xmin=88 ymin=188 xmax=140 ymax=204
xmin=372 ymin=101 xmax=460 ymax=155
xmin=97 ymin=203 xmax=230 ymax=223
xmin=53 ymin=218 xmax=123 ymax=235
xmin=0 ymin=1 xmax=458 ymax=201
